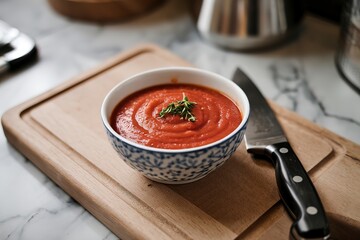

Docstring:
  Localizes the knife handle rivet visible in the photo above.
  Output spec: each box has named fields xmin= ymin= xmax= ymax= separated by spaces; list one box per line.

xmin=293 ymin=175 xmax=303 ymax=183
xmin=279 ymin=148 xmax=288 ymax=154
xmin=306 ymin=206 xmax=318 ymax=215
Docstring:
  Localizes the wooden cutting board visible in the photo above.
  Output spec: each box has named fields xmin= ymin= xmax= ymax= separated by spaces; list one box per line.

xmin=2 ymin=44 xmax=360 ymax=239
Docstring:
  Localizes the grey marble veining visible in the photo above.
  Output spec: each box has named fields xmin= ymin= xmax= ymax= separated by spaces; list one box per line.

xmin=0 ymin=0 xmax=359 ymax=239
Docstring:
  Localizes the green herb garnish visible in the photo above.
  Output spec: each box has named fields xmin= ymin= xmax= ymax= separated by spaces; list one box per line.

xmin=159 ymin=93 xmax=196 ymax=122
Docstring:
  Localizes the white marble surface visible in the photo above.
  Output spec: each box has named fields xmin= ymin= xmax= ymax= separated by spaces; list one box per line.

xmin=0 ymin=0 xmax=359 ymax=239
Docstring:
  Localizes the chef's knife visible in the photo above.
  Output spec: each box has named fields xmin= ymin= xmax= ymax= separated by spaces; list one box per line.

xmin=232 ymin=68 xmax=330 ymax=239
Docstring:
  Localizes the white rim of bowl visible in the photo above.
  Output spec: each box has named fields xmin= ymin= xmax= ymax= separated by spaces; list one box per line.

xmin=101 ymin=66 xmax=250 ymax=153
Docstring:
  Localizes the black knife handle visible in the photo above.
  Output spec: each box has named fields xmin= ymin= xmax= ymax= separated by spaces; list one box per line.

xmin=266 ymin=142 xmax=330 ymax=239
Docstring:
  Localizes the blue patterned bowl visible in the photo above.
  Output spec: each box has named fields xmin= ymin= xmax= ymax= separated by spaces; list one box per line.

xmin=101 ymin=67 xmax=250 ymax=184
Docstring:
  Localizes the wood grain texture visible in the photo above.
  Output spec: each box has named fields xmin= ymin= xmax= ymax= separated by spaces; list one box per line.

xmin=2 ymin=44 xmax=360 ymax=239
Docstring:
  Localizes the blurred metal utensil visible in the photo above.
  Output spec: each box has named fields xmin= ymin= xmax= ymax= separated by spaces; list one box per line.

xmin=195 ymin=0 xmax=304 ymax=50
xmin=0 ymin=20 xmax=38 ymax=74
xmin=0 ymin=20 xmax=19 ymax=48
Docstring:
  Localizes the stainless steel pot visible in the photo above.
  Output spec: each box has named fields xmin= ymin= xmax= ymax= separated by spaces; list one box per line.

xmin=335 ymin=0 xmax=360 ymax=94
xmin=195 ymin=0 xmax=305 ymax=50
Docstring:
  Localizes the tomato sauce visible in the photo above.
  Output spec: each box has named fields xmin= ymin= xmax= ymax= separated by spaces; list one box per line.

xmin=110 ymin=84 xmax=242 ymax=149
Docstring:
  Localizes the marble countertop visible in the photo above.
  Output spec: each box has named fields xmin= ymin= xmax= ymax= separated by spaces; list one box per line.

xmin=1 ymin=1 xmax=359 ymax=239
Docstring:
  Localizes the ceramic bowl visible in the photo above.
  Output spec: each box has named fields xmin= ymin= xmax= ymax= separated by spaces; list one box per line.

xmin=101 ymin=67 xmax=250 ymax=184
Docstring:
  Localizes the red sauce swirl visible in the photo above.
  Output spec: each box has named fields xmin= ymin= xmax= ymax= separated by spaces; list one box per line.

xmin=110 ymin=84 xmax=242 ymax=149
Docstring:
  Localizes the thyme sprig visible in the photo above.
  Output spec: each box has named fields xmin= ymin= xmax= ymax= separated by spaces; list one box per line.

xmin=159 ymin=93 xmax=197 ymax=122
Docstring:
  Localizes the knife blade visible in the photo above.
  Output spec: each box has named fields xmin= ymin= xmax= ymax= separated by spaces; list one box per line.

xmin=232 ymin=68 xmax=330 ymax=239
